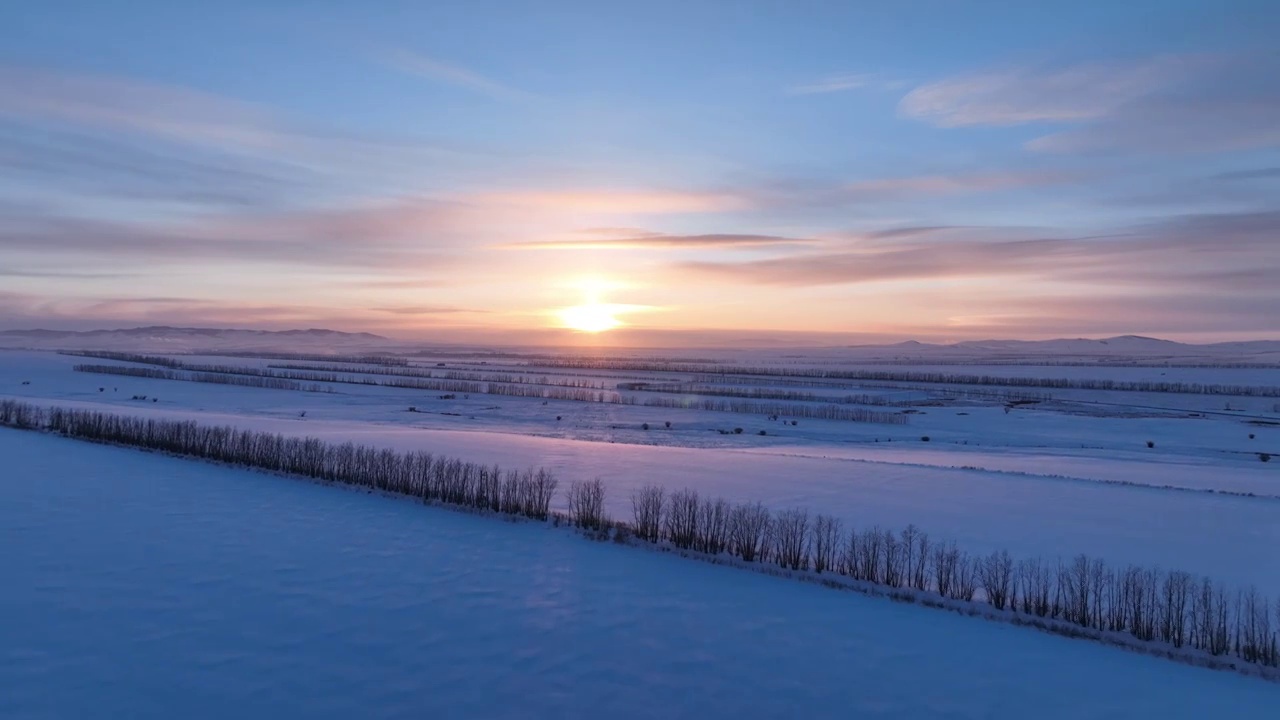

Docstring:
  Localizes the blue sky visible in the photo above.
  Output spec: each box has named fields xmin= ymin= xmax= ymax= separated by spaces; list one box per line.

xmin=1 ymin=0 xmax=1278 ymax=344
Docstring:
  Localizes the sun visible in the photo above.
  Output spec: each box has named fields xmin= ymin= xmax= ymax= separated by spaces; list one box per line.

xmin=559 ymin=302 xmax=623 ymax=333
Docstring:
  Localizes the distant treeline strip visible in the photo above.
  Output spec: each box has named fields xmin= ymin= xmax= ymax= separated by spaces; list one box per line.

xmin=0 ymin=400 xmax=553 ymax=519
xmin=640 ymin=396 xmax=907 ymax=423
xmin=537 ymin=360 xmax=1280 ymax=397
xmin=267 ymin=363 xmax=612 ymax=390
xmin=180 ymin=364 xmax=623 ymax=403
xmin=195 ymin=351 xmax=410 ymax=366
xmin=72 ymin=364 xmax=332 ymax=393
xmin=75 ymin=359 xmax=903 ymax=423
xmin=0 ymin=399 xmax=1275 ymax=680
xmin=622 ymin=382 xmax=901 ymax=406
xmin=59 ymin=351 xmax=183 ymax=368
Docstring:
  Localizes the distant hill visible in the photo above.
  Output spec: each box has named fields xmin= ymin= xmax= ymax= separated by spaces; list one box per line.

xmin=836 ymin=335 xmax=1280 ymax=365
xmin=0 ymin=326 xmax=392 ymax=352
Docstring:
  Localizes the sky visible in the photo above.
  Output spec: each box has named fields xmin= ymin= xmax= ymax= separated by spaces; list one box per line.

xmin=1 ymin=0 xmax=1278 ymax=346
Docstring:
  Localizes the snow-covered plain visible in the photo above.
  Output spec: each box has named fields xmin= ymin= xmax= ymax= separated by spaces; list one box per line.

xmin=3 ymin=349 xmax=1279 ymax=597
xmin=4 ymin=429 xmax=1279 ymax=719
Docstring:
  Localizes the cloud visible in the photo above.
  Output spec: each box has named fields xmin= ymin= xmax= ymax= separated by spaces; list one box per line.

xmin=678 ymin=236 xmax=1092 ymax=286
xmin=371 ymin=305 xmax=485 ymax=315
xmin=469 ymin=188 xmax=748 ymax=214
xmin=676 ymin=210 xmax=1280 ymax=289
xmin=0 ymin=122 xmax=312 ymax=207
xmin=863 ymin=226 xmax=968 ymax=240
xmin=956 ymin=292 xmax=1280 ymax=337
xmin=899 ymin=57 xmax=1184 ymax=127
xmin=0 ymin=65 xmax=279 ymax=150
xmin=0 ymin=64 xmax=476 ymax=209
xmin=841 ymin=170 xmax=1077 ymax=197
xmin=1211 ymin=167 xmax=1280 ymax=181
xmin=732 ymin=171 xmax=1080 ymax=212
xmin=382 ymin=49 xmax=528 ymax=101
xmin=506 ymin=232 xmax=818 ymax=250
xmin=0 ymin=293 xmax=472 ymax=333
xmin=0 ymin=197 xmax=473 ymax=271
xmin=900 ymin=53 xmax=1280 ymax=153
xmin=0 ymin=268 xmax=137 ymax=280
xmin=789 ymin=73 xmax=877 ymax=95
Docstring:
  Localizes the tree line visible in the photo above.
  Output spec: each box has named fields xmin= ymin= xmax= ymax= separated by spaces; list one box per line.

xmin=267 ymin=363 xmax=612 ymax=390
xmin=535 ymin=359 xmax=1280 ymax=398
xmin=627 ymin=484 xmax=1279 ymax=669
xmin=619 ymin=381 xmax=899 ymax=406
xmin=200 ymin=351 xmax=410 ymax=366
xmin=59 ymin=351 xmax=183 ymax=368
xmin=72 ymin=364 xmax=332 ymax=393
xmin=641 ymin=396 xmax=908 ymax=424
xmin=0 ymin=398 xmax=1275 ymax=677
xmin=0 ymin=400 xmax=554 ymax=519
xmin=73 ymin=361 xmax=902 ymax=423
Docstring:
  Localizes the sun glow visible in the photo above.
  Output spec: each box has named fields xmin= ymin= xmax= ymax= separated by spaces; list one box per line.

xmin=559 ymin=302 xmax=624 ymax=333
xmin=553 ymin=277 xmax=651 ymax=333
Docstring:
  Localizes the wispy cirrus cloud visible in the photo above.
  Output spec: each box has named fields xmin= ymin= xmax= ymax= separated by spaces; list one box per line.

xmin=467 ymin=188 xmax=749 ymax=214
xmin=1212 ymin=167 xmax=1280 ymax=181
xmin=0 ymin=64 xmax=476 ymax=209
xmin=841 ymin=170 xmax=1078 ymax=196
xmin=506 ymin=231 xmax=817 ymax=251
xmin=676 ymin=210 xmax=1280 ymax=290
xmin=381 ymin=49 xmax=529 ymax=101
xmin=899 ymin=53 xmax=1280 ymax=154
xmin=0 ymin=292 xmax=482 ymax=333
xmin=788 ymin=73 xmax=878 ymax=95
xmin=898 ymin=56 xmax=1185 ymax=127
xmin=371 ymin=305 xmax=487 ymax=315
xmin=0 ymin=65 xmax=279 ymax=149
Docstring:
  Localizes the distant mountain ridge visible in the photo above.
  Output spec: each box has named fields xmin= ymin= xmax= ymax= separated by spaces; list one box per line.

xmin=868 ymin=335 xmax=1280 ymax=354
xmin=1 ymin=326 xmax=1277 ymax=361
xmin=0 ymin=326 xmax=391 ymax=352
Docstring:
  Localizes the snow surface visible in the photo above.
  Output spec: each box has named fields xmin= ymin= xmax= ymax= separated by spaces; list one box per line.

xmin=4 ymin=349 xmax=1278 ymax=596
xmin=3 ymin=428 xmax=1278 ymax=719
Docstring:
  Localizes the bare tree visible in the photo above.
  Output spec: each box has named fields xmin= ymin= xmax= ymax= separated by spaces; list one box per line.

xmin=696 ymin=496 xmax=731 ymax=554
xmin=665 ymin=488 xmax=700 ymax=549
xmin=1161 ymin=570 xmax=1193 ymax=647
xmin=772 ymin=508 xmax=810 ymax=570
xmin=979 ymin=550 xmax=1015 ymax=610
xmin=882 ymin=530 xmax=905 ymax=587
xmin=811 ymin=515 xmax=843 ymax=574
xmin=858 ymin=528 xmax=884 ymax=583
xmin=933 ymin=542 xmax=959 ymax=598
xmin=953 ymin=552 xmax=978 ymax=601
xmin=1018 ymin=557 xmax=1053 ymax=617
xmin=631 ymin=484 xmax=665 ymax=543
xmin=568 ymin=478 xmax=607 ymax=530
xmin=728 ymin=502 xmax=771 ymax=563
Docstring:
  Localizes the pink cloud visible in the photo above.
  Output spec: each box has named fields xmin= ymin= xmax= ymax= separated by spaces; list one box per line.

xmin=468 ymin=189 xmax=749 ymax=215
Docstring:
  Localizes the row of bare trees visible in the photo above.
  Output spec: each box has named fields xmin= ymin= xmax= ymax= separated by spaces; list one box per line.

xmin=73 ymin=364 xmax=331 ymax=393
xmin=0 ymin=400 xmax=554 ymax=519
xmin=199 ymin=351 xmax=410 ymax=366
xmin=268 ymin=363 xmax=612 ymax=390
xmin=2 ymin=398 xmax=1276 ymax=672
xmin=618 ymin=382 xmax=899 ymax=406
xmin=59 ymin=351 xmax=182 ymax=368
xmin=626 ymin=483 xmax=1279 ymax=667
xmin=75 ymin=359 xmax=898 ymax=420
xmin=152 ymin=363 xmax=623 ymax=403
xmin=534 ymin=359 xmax=1280 ymax=398
xmin=641 ymin=396 xmax=907 ymax=424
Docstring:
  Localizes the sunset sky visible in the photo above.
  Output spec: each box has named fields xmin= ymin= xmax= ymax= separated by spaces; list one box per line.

xmin=2 ymin=1 xmax=1278 ymax=345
